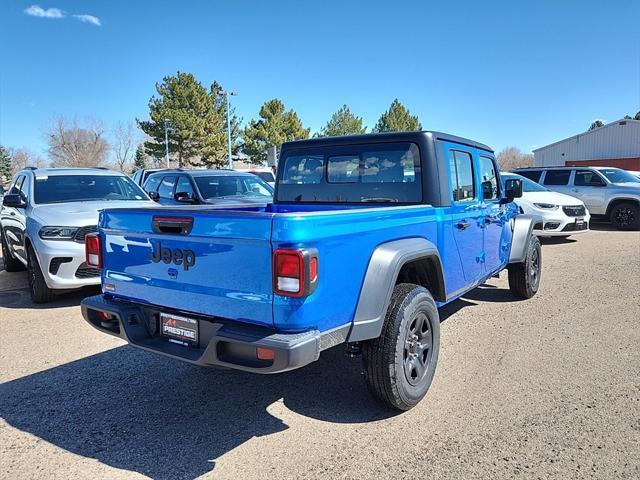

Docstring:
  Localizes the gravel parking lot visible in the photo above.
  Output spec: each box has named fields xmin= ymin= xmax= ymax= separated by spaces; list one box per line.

xmin=1 ymin=225 xmax=639 ymax=480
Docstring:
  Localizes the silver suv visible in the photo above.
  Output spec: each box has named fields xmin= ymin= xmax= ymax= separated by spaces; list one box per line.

xmin=514 ymin=166 xmax=640 ymax=230
xmin=1 ymin=168 xmax=152 ymax=303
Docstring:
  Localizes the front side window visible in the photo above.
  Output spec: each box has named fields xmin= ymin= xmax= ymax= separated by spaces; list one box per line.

xmin=9 ymin=175 xmax=25 ymax=196
xmin=158 ymin=176 xmax=177 ymax=199
xmin=543 ymin=170 xmax=571 ymax=186
xmin=34 ymin=175 xmax=146 ymax=204
xmin=479 ymin=155 xmax=499 ymax=200
xmin=450 ymin=150 xmax=475 ymax=202
xmin=144 ymin=175 xmax=161 ymax=194
xmin=574 ymin=170 xmax=605 ymax=186
xmin=175 ymin=176 xmax=195 ymax=197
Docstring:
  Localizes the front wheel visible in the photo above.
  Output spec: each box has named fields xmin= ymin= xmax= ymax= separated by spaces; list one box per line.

xmin=508 ymin=235 xmax=542 ymax=299
xmin=362 ymin=283 xmax=440 ymax=411
xmin=609 ymin=202 xmax=639 ymax=230
xmin=27 ymin=246 xmax=56 ymax=303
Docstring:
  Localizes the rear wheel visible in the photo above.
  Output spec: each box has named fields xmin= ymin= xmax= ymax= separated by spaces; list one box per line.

xmin=609 ymin=202 xmax=639 ymax=230
xmin=362 ymin=283 xmax=440 ymax=411
xmin=27 ymin=246 xmax=56 ymax=303
xmin=508 ymin=235 xmax=542 ymax=299
xmin=1 ymin=229 xmax=24 ymax=272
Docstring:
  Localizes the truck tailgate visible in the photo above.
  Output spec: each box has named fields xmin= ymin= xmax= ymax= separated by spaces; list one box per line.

xmin=100 ymin=208 xmax=275 ymax=327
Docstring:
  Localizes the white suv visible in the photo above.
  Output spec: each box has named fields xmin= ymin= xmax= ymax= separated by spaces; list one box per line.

xmin=1 ymin=168 xmax=152 ymax=303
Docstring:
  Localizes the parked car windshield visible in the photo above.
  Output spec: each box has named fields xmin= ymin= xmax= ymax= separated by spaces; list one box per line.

xmin=503 ymin=174 xmax=548 ymax=193
xmin=34 ymin=175 xmax=148 ymax=204
xmin=194 ymin=175 xmax=274 ymax=200
xmin=597 ymin=168 xmax=640 ymax=184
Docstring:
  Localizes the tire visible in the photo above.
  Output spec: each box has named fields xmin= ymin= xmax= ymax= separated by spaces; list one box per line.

xmin=508 ymin=235 xmax=542 ymax=299
xmin=27 ymin=246 xmax=56 ymax=303
xmin=1 ymin=229 xmax=24 ymax=272
xmin=362 ymin=283 xmax=440 ymax=411
xmin=609 ymin=202 xmax=640 ymax=231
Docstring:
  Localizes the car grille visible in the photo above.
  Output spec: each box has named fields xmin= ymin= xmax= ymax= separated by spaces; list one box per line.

xmin=562 ymin=205 xmax=586 ymax=217
xmin=75 ymin=262 xmax=101 ymax=279
xmin=73 ymin=225 xmax=98 ymax=243
xmin=562 ymin=222 xmax=589 ymax=232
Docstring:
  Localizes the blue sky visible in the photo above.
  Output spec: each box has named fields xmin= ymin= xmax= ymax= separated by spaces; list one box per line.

xmin=1 ymin=0 xmax=639 ymax=160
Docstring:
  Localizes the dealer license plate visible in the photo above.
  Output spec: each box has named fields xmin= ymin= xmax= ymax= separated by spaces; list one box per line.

xmin=160 ymin=312 xmax=198 ymax=345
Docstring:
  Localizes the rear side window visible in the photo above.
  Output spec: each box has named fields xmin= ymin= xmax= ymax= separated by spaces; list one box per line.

xmin=158 ymin=176 xmax=177 ymax=199
xmin=543 ymin=170 xmax=571 ymax=186
xmin=175 ymin=176 xmax=195 ymax=197
xmin=277 ymin=142 xmax=421 ymax=203
xmin=479 ymin=155 xmax=499 ymax=200
xmin=574 ymin=170 xmax=605 ymax=186
xmin=518 ymin=170 xmax=543 ymax=183
xmin=449 ymin=150 xmax=475 ymax=202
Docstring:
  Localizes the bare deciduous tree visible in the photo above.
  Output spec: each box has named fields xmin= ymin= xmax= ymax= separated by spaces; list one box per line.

xmin=112 ymin=121 xmax=138 ymax=172
xmin=47 ymin=117 xmax=109 ymax=167
xmin=496 ymin=146 xmax=534 ymax=171
xmin=10 ymin=148 xmax=46 ymax=174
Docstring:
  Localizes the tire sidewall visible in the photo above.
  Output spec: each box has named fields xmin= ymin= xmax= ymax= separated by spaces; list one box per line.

xmin=525 ymin=236 xmax=542 ymax=295
xmin=392 ymin=287 xmax=440 ymax=407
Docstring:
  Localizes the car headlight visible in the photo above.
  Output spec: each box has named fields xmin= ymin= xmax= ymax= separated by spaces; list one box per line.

xmin=533 ymin=203 xmax=559 ymax=210
xmin=39 ymin=226 xmax=79 ymax=240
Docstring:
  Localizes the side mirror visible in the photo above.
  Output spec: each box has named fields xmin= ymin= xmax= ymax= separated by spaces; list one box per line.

xmin=500 ymin=178 xmax=523 ymax=204
xmin=175 ymin=191 xmax=195 ymax=203
xmin=2 ymin=193 xmax=26 ymax=208
xmin=148 ymin=191 xmax=160 ymax=201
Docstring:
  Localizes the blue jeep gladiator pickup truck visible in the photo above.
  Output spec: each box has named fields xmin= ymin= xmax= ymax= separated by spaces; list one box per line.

xmin=81 ymin=131 xmax=540 ymax=410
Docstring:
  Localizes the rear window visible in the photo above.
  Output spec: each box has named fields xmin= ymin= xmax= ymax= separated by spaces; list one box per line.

xmin=543 ymin=170 xmax=571 ymax=186
xmin=277 ymin=142 xmax=421 ymax=203
xmin=518 ymin=170 xmax=543 ymax=183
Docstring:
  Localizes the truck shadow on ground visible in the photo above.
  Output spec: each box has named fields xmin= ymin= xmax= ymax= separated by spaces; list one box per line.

xmin=0 ymin=274 xmax=512 ymax=479
xmin=0 ymin=341 xmax=394 ymax=479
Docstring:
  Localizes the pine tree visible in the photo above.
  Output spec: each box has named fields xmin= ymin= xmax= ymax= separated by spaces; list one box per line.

xmin=373 ymin=99 xmax=422 ymax=132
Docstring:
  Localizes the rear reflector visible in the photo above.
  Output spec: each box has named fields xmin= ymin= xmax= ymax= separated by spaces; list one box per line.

xmin=85 ymin=233 xmax=102 ymax=268
xmin=256 ymin=347 xmax=275 ymax=361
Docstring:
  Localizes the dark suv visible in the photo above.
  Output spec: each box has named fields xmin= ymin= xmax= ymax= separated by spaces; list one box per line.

xmin=142 ymin=169 xmax=274 ymax=206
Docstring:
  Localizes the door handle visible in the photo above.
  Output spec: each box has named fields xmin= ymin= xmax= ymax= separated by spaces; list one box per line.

xmin=456 ymin=221 xmax=470 ymax=230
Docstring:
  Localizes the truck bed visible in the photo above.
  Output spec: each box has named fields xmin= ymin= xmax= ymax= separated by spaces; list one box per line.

xmin=98 ymin=203 xmax=455 ymax=333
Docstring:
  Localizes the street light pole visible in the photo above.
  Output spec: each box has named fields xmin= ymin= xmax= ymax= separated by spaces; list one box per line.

xmin=217 ymin=90 xmax=237 ymax=169
xmin=163 ymin=119 xmax=170 ymax=168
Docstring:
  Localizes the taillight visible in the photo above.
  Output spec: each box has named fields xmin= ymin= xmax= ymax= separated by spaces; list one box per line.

xmin=85 ymin=233 xmax=102 ymax=268
xmin=273 ymin=248 xmax=318 ymax=297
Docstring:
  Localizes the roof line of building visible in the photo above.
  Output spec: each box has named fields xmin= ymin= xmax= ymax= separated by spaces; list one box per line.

xmin=532 ymin=118 xmax=640 ymax=153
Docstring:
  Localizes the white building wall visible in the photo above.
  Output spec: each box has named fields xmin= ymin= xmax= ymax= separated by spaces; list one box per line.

xmin=534 ymin=120 xmax=640 ymax=167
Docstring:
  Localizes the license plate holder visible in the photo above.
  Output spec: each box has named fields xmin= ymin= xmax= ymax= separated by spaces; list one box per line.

xmin=160 ymin=312 xmax=198 ymax=345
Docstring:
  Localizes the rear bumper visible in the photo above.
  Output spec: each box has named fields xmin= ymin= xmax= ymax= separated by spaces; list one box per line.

xmin=81 ymin=295 xmax=348 ymax=374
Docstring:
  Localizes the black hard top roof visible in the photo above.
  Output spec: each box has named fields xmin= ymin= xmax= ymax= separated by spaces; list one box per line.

xmin=282 ymin=131 xmax=494 ymax=153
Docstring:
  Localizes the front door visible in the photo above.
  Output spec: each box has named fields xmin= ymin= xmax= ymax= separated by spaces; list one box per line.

xmin=448 ymin=148 xmax=484 ymax=285
xmin=571 ymin=170 xmax=607 ymax=215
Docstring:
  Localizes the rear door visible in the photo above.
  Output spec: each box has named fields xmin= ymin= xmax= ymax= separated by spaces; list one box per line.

xmin=448 ymin=148 xmax=484 ymax=284
xmin=101 ymin=208 xmax=275 ymax=327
